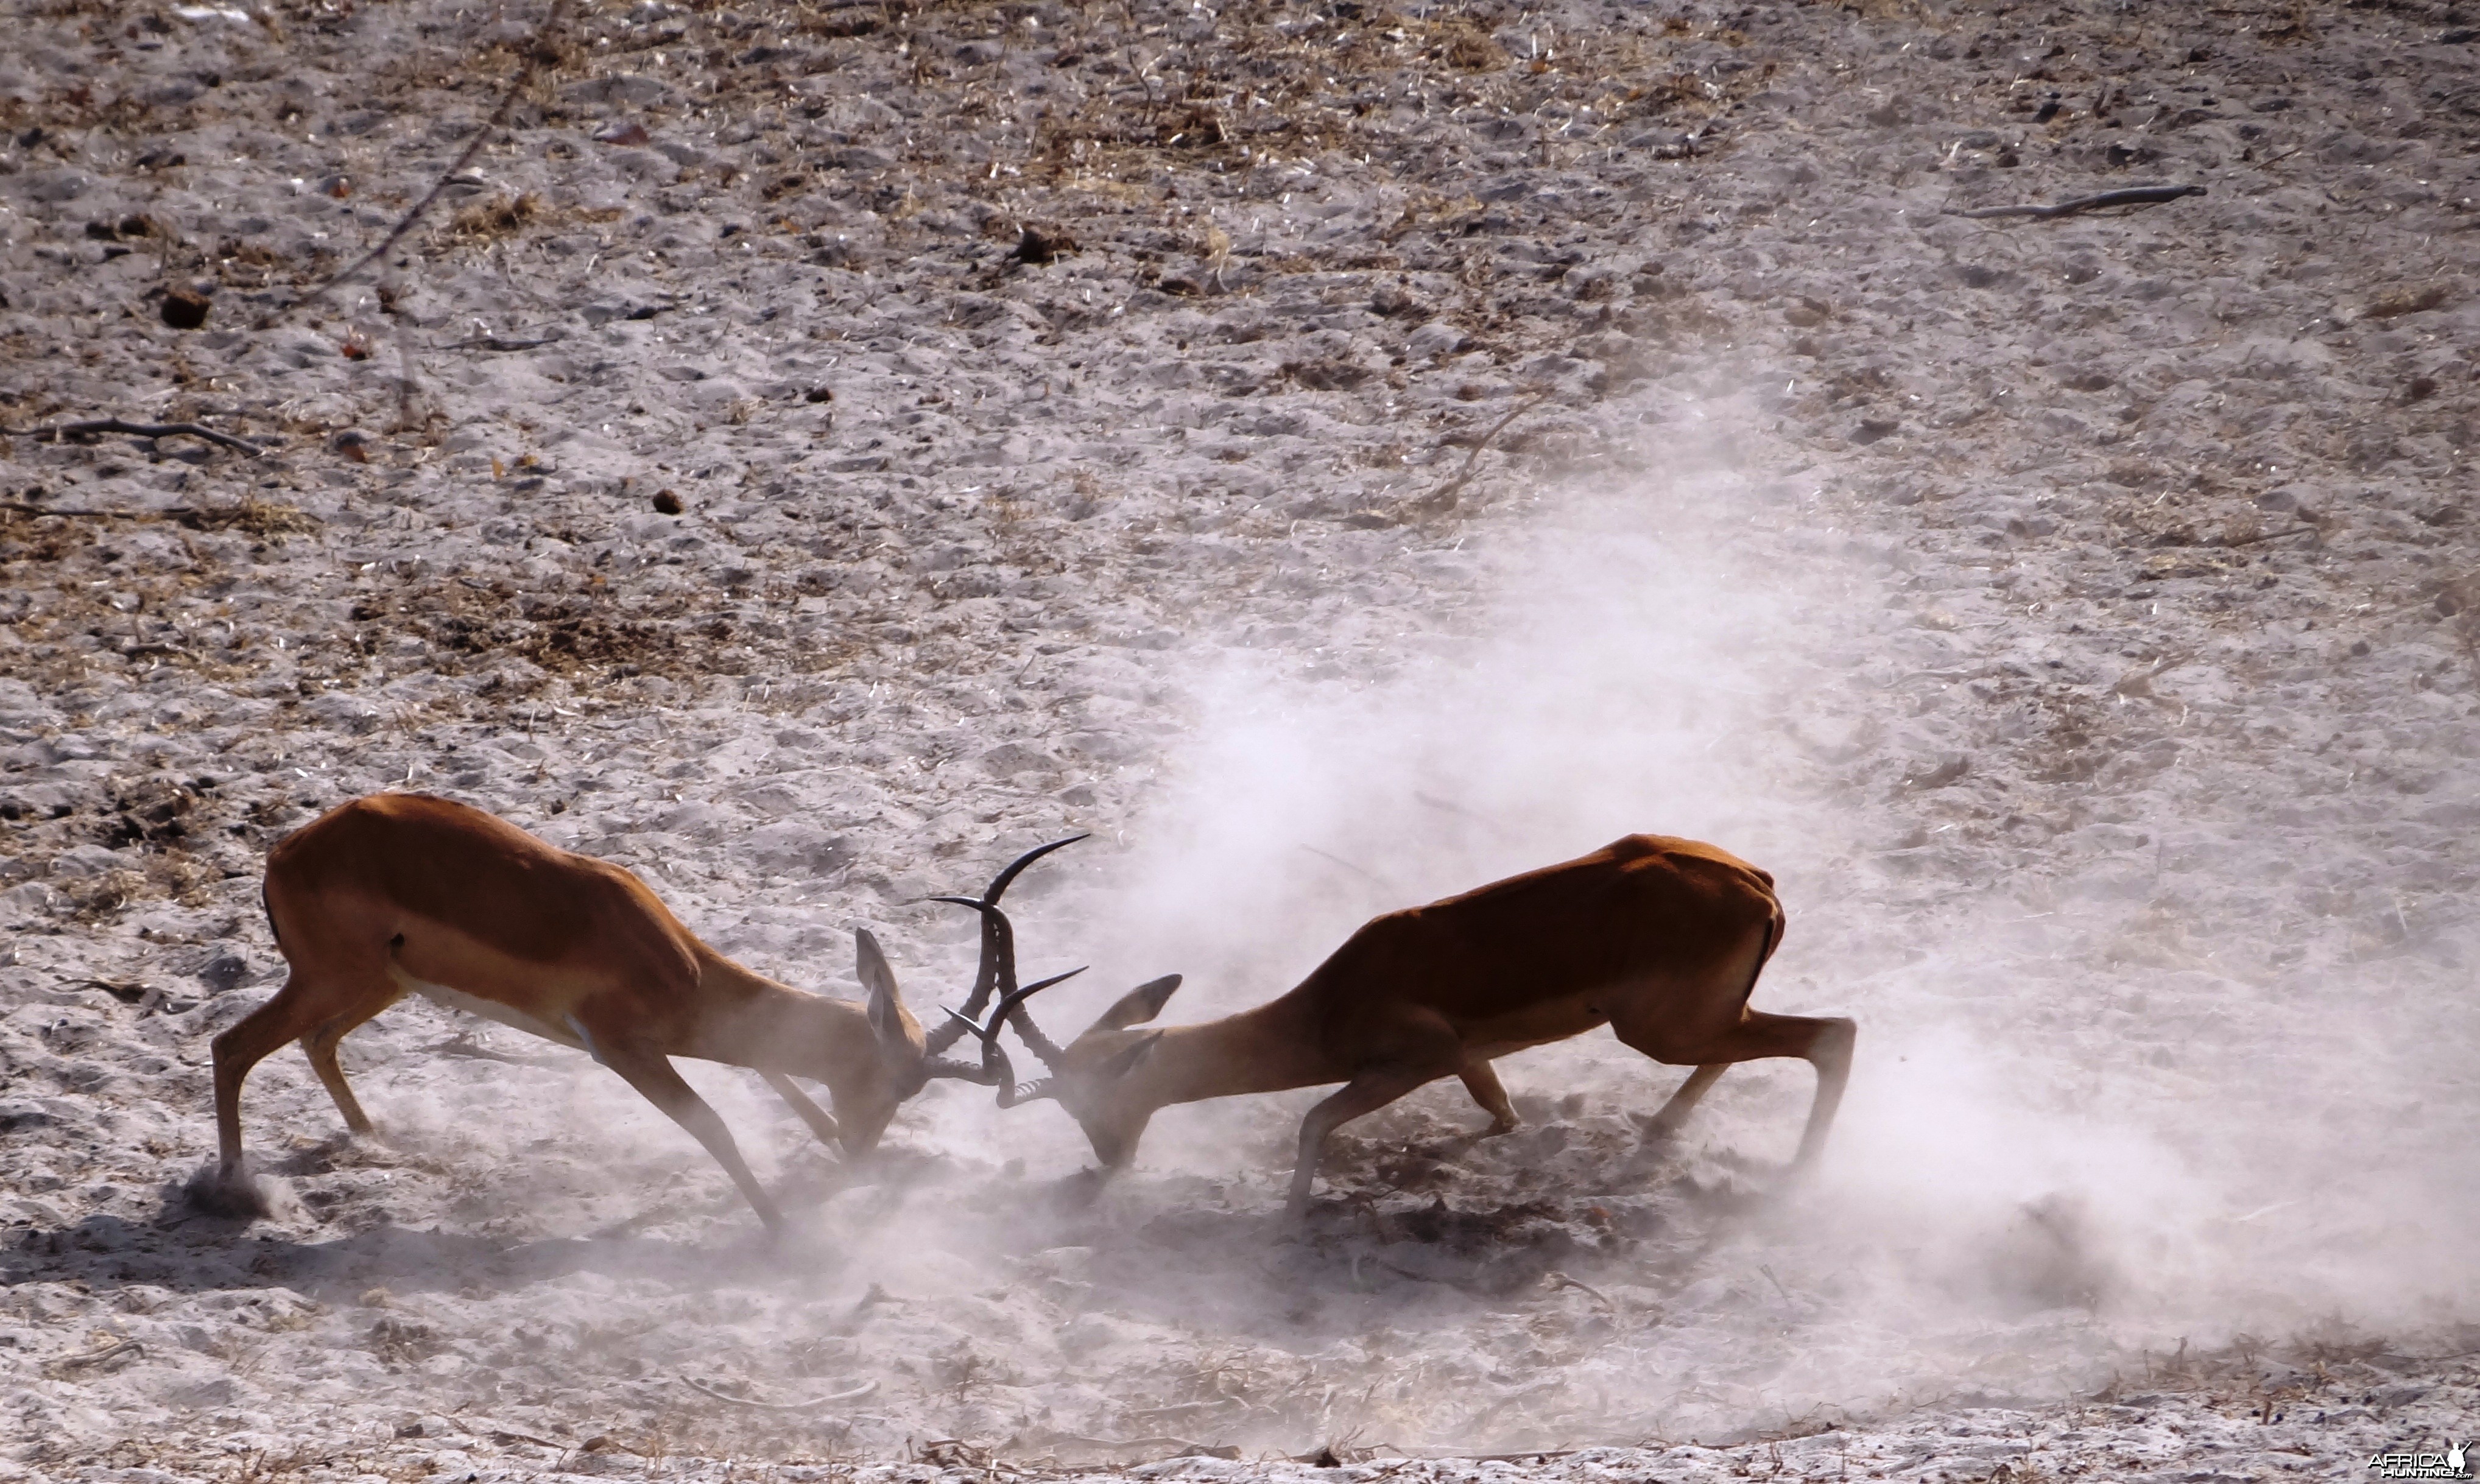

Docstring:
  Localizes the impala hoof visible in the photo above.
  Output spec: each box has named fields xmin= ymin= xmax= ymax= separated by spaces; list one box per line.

xmin=1629 ymin=1111 xmax=1684 ymax=1145
xmin=1046 ymin=1168 xmax=1110 ymax=1210
xmin=184 ymin=1164 xmax=292 ymax=1221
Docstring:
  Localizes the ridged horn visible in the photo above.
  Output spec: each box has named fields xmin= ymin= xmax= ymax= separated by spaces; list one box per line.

xmin=917 ymin=834 xmax=1087 ymax=1057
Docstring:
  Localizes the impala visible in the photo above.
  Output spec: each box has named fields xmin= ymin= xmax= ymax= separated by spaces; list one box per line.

xmin=206 ymin=792 xmax=1073 ymax=1233
xmin=963 ymin=834 xmax=1856 ymax=1214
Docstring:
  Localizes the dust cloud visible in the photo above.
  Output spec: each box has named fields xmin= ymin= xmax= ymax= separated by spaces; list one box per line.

xmin=6 ymin=0 xmax=2475 ymax=1469
xmin=910 ymin=412 xmax=2480 ymax=1449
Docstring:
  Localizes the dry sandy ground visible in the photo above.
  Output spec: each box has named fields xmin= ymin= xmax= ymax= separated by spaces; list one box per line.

xmin=2 ymin=0 xmax=2478 ymax=1478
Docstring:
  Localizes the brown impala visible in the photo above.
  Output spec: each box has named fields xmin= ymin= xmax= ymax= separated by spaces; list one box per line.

xmin=207 ymin=792 xmax=1076 ymax=1234
xmin=949 ymin=834 xmax=1856 ymax=1215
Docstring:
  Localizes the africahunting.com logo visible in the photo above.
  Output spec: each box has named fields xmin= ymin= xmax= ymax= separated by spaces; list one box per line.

xmin=2370 ymin=1440 xmax=2470 ymax=1480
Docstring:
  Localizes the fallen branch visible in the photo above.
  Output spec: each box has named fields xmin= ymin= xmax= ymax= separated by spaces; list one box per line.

xmin=1417 ymin=390 xmax=1551 ymax=513
xmin=678 ymin=1376 xmax=879 ymax=1410
xmin=0 ymin=419 xmax=262 ymax=455
xmin=1944 ymin=183 xmax=2205 ymax=220
xmin=298 ymin=0 xmax=569 ymax=306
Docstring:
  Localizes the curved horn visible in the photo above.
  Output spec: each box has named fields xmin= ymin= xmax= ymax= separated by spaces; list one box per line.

xmin=917 ymin=834 xmax=1087 ymax=1056
xmin=998 ymin=966 xmax=1079 ymax=1074
xmin=918 ymin=897 xmax=1016 ymax=1058
xmin=937 ymin=963 xmax=1083 ymax=1104
xmin=935 ymin=1005 xmax=1016 ymax=1095
xmin=978 ymin=832 xmax=1088 ymax=907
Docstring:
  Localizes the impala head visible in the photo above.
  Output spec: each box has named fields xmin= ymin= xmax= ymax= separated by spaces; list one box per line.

xmin=913 ymin=837 xmax=1187 ymax=1166
xmin=1005 ymin=976 xmax=1185 ymax=1167
xmin=817 ymin=834 xmax=1108 ymax=1153
xmin=812 ymin=926 xmax=935 ymax=1152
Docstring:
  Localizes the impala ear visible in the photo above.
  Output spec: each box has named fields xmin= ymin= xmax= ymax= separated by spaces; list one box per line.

xmin=1093 ymin=974 xmax=1182 ymax=1032
xmin=1098 ymin=1030 xmax=1162 ymax=1082
xmin=855 ymin=929 xmax=916 ymax=1060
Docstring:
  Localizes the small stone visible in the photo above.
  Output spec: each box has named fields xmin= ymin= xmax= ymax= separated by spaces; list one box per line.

xmin=1406 ymin=320 xmax=1470 ymax=359
xmin=1014 ymin=222 xmax=1076 ymax=264
xmin=161 ymin=286 xmax=211 ymax=329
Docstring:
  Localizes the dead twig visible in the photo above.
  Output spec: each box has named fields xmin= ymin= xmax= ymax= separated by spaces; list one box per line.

xmin=1 ymin=501 xmax=183 ymax=520
xmin=49 ymin=1340 xmax=143 ymax=1373
xmin=1418 ymin=390 xmax=1551 ymax=513
xmin=392 ymin=294 xmax=424 ymax=432
xmin=1544 ymin=1270 xmax=1616 ymax=1309
xmin=0 ymin=420 xmax=262 ymax=455
xmin=1 ymin=501 xmax=312 ymax=536
xmin=677 ymin=1376 xmax=879 ymax=1410
xmin=1297 ymin=845 xmax=1393 ymax=893
xmin=1044 ymin=1433 xmax=1233 ymax=1458
xmin=299 ymin=0 xmax=569 ymax=307
xmin=445 ymin=333 xmax=563 ymax=351
xmin=426 ymin=1035 xmax=565 ymax=1067
xmin=2216 ymin=524 xmax=2319 ymax=548
xmin=1944 ymin=183 xmax=2205 ymax=220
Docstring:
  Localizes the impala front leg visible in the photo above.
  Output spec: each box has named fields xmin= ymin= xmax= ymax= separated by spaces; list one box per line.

xmin=760 ymin=1071 xmax=842 ymax=1150
xmin=1636 ymin=1063 xmax=1728 ymax=1144
xmin=597 ymin=1039 xmax=785 ymax=1235
xmin=1286 ymin=1065 xmax=1437 ymax=1219
xmin=1457 ymin=1060 xmax=1519 ymax=1136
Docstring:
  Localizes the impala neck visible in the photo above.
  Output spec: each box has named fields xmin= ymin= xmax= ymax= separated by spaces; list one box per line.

xmin=1143 ymin=994 xmax=1339 ymax=1107
xmin=684 ymin=948 xmax=881 ymax=1081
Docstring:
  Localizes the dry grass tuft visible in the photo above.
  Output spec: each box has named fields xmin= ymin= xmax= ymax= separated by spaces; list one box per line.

xmin=445 ymin=192 xmax=543 ymax=242
xmin=180 ymin=498 xmax=320 ymax=538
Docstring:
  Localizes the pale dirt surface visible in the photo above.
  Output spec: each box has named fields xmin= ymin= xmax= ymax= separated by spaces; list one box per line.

xmin=3 ymin=0 xmax=2479 ymax=1479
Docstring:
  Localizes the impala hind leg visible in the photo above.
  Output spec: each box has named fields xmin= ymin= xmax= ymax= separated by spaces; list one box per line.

xmin=206 ymin=971 xmax=390 ymax=1211
xmin=301 ymin=988 xmax=405 ymax=1136
xmin=1616 ymin=1011 xmax=1856 ymax=1169
xmin=596 ymin=1040 xmax=785 ymax=1235
xmin=1288 ymin=1064 xmax=1446 ymax=1218
xmin=1457 ymin=1060 xmax=1519 ymax=1136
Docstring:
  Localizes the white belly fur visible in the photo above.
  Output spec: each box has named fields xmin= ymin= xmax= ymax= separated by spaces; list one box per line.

xmin=386 ymin=962 xmax=585 ymax=1050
